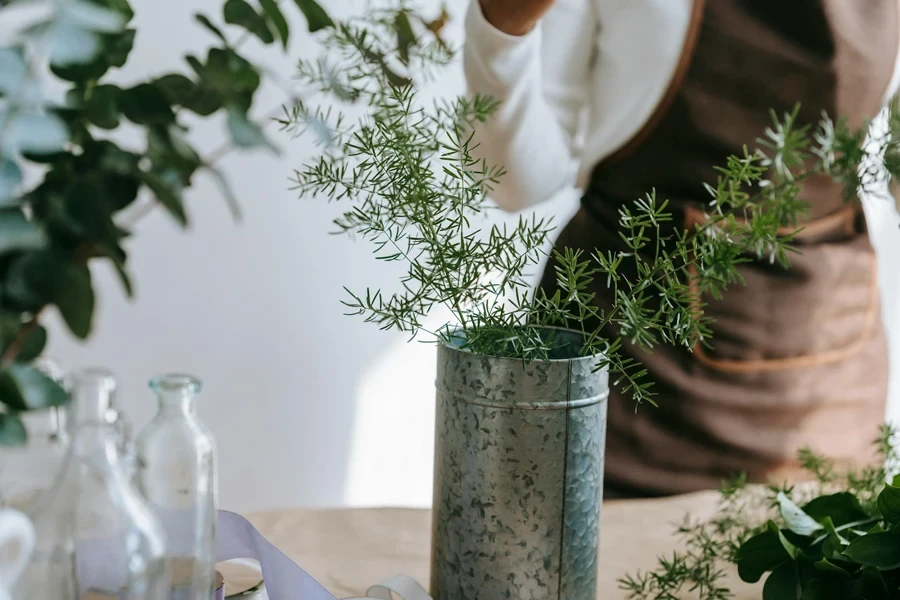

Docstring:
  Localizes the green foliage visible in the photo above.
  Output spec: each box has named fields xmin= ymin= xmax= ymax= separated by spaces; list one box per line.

xmin=288 ymin=10 xmax=900 ymax=407
xmin=619 ymin=426 xmax=900 ymax=599
xmin=0 ymin=0 xmax=340 ymax=445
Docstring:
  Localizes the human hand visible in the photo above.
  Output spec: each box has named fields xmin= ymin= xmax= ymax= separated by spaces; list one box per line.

xmin=479 ymin=0 xmax=556 ymax=36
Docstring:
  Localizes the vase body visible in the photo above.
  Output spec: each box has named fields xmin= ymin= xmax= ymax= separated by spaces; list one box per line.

xmin=430 ymin=330 xmax=609 ymax=600
xmin=2 ymin=359 xmax=76 ymax=600
xmin=136 ymin=374 xmax=217 ymax=600
xmin=67 ymin=368 xmax=168 ymax=600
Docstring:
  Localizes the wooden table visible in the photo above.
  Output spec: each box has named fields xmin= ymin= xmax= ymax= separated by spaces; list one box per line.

xmin=247 ymin=491 xmax=761 ymax=599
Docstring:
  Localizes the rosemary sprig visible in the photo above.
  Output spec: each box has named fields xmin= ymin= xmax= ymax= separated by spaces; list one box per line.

xmin=284 ymin=11 xmax=900 ymax=407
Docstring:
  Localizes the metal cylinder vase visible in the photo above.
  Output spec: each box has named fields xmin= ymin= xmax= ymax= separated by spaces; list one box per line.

xmin=430 ymin=329 xmax=609 ymax=600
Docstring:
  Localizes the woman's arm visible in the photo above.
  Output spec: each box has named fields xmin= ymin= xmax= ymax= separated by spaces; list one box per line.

xmin=463 ymin=0 xmax=595 ymax=212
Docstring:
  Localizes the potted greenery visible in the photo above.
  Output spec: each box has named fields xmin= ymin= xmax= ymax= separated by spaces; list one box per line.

xmin=285 ymin=11 xmax=900 ymax=600
xmin=620 ymin=426 xmax=900 ymax=599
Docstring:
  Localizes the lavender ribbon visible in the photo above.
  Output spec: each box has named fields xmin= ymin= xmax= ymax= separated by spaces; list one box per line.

xmin=216 ymin=511 xmax=432 ymax=600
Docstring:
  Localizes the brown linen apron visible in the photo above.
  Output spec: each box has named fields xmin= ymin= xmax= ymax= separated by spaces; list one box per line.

xmin=538 ymin=0 xmax=899 ymax=498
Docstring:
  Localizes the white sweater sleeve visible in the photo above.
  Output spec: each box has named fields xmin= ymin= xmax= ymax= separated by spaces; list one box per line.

xmin=463 ymin=0 xmax=596 ymax=212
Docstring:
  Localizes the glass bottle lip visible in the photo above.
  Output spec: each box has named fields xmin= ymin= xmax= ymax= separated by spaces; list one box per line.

xmin=68 ymin=367 xmax=118 ymax=425
xmin=149 ymin=373 xmax=202 ymax=397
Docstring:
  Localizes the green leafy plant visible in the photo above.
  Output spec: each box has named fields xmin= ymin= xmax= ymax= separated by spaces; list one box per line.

xmin=619 ymin=427 xmax=900 ymax=600
xmin=0 ymin=0 xmax=356 ymax=446
xmin=286 ymin=12 xmax=900 ymax=406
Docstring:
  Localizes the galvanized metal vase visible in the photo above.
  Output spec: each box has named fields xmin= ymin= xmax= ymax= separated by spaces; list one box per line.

xmin=430 ymin=329 xmax=609 ymax=600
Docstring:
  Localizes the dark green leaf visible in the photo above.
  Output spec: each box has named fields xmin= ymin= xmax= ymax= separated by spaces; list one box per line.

xmin=814 ymin=557 xmax=852 ymax=580
xmin=0 ymin=364 xmax=69 ymax=411
xmin=224 ymin=0 xmax=274 ymax=44
xmin=85 ymin=84 xmax=121 ymax=129
xmin=52 ymin=29 xmax=135 ymax=82
xmin=0 ymin=413 xmax=26 ymax=447
xmin=293 ymin=0 xmax=333 ymax=32
xmin=804 ymin=493 xmax=870 ymax=527
xmin=145 ymin=126 xmax=203 ymax=186
xmin=878 ymin=483 xmax=900 ymax=524
xmin=737 ymin=523 xmax=795 ymax=583
xmin=0 ymin=159 xmax=23 ymax=206
xmin=393 ymin=11 xmax=416 ymax=65
xmin=139 ymin=171 xmax=188 ymax=226
xmin=55 ymin=262 xmax=95 ymax=339
xmin=779 ymin=492 xmax=825 ymax=537
xmin=821 ymin=517 xmax=850 ymax=562
xmin=844 ymin=531 xmax=900 ymax=568
xmin=226 ymin=105 xmax=277 ymax=153
xmin=860 ymin=566 xmax=893 ymax=600
xmin=16 ymin=324 xmax=47 ymax=363
xmin=195 ymin=14 xmax=229 ymax=43
xmin=205 ymin=165 xmax=242 ymax=221
xmin=763 ymin=561 xmax=801 ymax=600
xmin=155 ymin=73 xmax=224 ymax=117
xmin=120 ymin=83 xmax=174 ymax=125
xmin=0 ymin=313 xmax=46 ymax=363
xmin=259 ymin=0 xmax=289 ymax=49
xmin=56 ymin=179 xmax=118 ymax=242
xmin=154 ymin=74 xmax=196 ymax=105
xmin=0 ymin=210 xmax=47 ymax=255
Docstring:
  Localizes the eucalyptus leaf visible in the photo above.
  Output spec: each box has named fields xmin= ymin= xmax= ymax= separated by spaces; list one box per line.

xmin=877 ymin=483 xmax=900 ymax=524
xmin=223 ymin=0 xmax=274 ymax=44
xmin=4 ymin=112 xmax=69 ymax=155
xmin=0 ymin=49 xmax=27 ymax=95
xmin=54 ymin=261 xmax=94 ymax=339
xmin=259 ymin=0 xmax=289 ymax=49
xmin=139 ymin=170 xmax=187 ymax=226
xmin=0 ymin=210 xmax=47 ymax=255
xmin=843 ymin=531 xmax=900 ymax=568
xmin=0 ymin=364 xmax=68 ymax=411
xmin=52 ymin=28 xmax=135 ymax=81
xmin=195 ymin=13 xmax=228 ymax=44
xmin=0 ymin=413 xmax=26 ymax=447
xmin=205 ymin=165 xmax=242 ymax=221
xmin=293 ymin=0 xmax=333 ymax=32
xmin=120 ymin=83 xmax=174 ymax=125
xmin=154 ymin=73 xmax=196 ymax=104
xmin=84 ymin=83 xmax=121 ymax=129
xmin=778 ymin=492 xmax=824 ymax=537
xmin=0 ymin=159 xmax=23 ymax=205
xmin=15 ymin=324 xmax=47 ymax=363
xmin=46 ymin=21 xmax=102 ymax=66
xmin=226 ymin=105 xmax=277 ymax=153
xmin=61 ymin=0 xmax=127 ymax=33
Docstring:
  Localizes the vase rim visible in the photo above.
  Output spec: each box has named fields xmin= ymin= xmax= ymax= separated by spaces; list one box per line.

xmin=438 ymin=325 xmax=607 ymax=365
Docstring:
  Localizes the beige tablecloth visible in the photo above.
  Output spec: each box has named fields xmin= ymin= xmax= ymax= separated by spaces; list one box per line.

xmin=247 ymin=491 xmax=761 ymax=599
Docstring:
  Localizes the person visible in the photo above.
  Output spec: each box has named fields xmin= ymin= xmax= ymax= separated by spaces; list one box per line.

xmin=464 ymin=0 xmax=900 ymax=498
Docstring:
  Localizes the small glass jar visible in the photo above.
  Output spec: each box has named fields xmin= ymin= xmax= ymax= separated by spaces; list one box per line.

xmin=67 ymin=368 xmax=168 ymax=599
xmin=136 ymin=374 xmax=217 ymax=600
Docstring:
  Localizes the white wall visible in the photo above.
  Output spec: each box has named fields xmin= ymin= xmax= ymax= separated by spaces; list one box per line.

xmin=44 ymin=0 xmax=900 ymax=514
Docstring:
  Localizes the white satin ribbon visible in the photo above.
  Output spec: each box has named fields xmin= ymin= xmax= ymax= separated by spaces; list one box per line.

xmin=216 ymin=511 xmax=432 ymax=600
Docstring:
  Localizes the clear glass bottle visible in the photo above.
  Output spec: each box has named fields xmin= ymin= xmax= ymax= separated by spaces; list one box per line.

xmin=2 ymin=357 xmax=76 ymax=600
xmin=67 ymin=368 xmax=168 ymax=599
xmin=136 ymin=374 xmax=217 ymax=600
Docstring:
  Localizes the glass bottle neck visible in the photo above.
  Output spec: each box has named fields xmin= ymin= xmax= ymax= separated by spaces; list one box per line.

xmin=158 ymin=394 xmax=196 ymax=416
xmin=150 ymin=374 xmax=202 ymax=418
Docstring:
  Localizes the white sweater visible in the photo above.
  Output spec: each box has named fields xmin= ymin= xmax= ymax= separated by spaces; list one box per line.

xmin=463 ymin=0 xmax=900 ymax=213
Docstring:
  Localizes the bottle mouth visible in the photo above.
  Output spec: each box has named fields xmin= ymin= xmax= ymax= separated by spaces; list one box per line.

xmin=149 ymin=373 xmax=202 ymax=396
